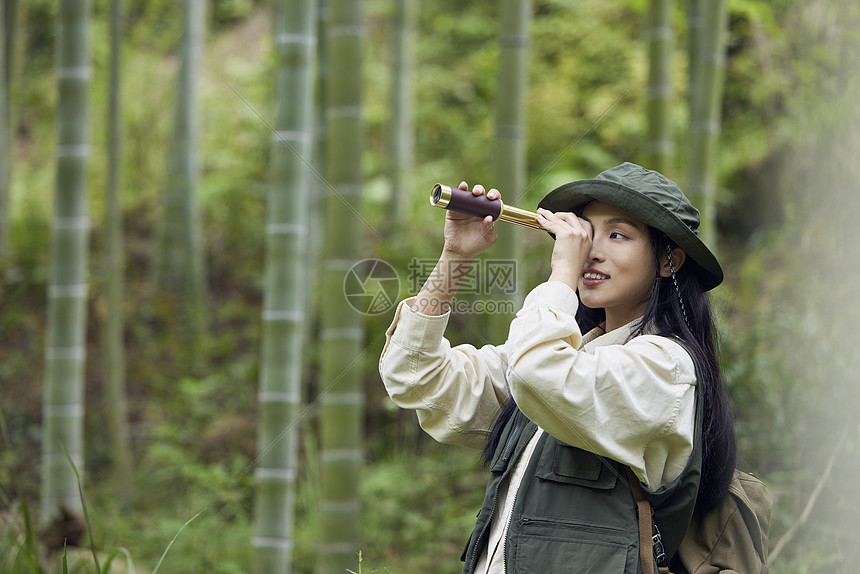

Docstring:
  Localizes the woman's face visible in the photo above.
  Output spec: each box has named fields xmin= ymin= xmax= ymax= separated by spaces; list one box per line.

xmin=577 ymin=201 xmax=657 ymax=331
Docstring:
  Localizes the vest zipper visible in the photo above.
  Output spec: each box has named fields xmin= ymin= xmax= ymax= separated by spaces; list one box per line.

xmin=500 ymin=423 xmax=522 ymax=463
xmin=502 ymin=473 xmax=522 ymax=574
xmin=516 ymin=515 xmax=627 ymax=536
xmin=466 ymin=418 xmax=536 ymax=574
xmin=502 ymin=429 xmax=541 ymax=573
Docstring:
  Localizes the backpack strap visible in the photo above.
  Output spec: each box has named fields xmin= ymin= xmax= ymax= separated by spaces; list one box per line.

xmin=627 ymin=467 xmax=671 ymax=574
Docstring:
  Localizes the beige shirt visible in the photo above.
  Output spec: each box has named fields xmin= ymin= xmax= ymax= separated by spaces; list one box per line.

xmin=378 ymin=281 xmax=698 ymax=570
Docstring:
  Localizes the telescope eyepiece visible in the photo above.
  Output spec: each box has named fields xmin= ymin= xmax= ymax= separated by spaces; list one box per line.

xmin=430 ymin=184 xmax=452 ymax=208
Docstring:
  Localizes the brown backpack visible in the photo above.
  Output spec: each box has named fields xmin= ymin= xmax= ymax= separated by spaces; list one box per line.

xmin=631 ymin=468 xmax=773 ymax=574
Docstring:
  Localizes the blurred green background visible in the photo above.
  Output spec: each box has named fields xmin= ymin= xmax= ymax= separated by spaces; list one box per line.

xmin=1 ymin=0 xmax=859 ymax=572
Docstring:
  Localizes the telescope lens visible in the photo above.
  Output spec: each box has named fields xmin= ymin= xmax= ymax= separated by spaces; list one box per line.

xmin=432 ymin=184 xmax=442 ymax=205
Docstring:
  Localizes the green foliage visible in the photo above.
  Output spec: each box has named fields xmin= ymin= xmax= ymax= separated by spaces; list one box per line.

xmin=209 ymin=0 xmax=259 ymax=27
xmin=528 ymin=0 xmax=647 ymax=180
xmin=357 ymin=444 xmax=487 ymax=573
xmin=60 ymin=446 xmax=101 ymax=574
xmin=716 ymin=70 xmax=860 ymax=570
xmin=85 ymin=371 xmax=257 ymax=572
xmin=101 ymin=547 xmax=136 ymax=574
xmin=150 ymin=509 xmax=206 ymax=574
xmin=3 ymin=0 xmax=860 ymax=572
xmin=19 ymin=0 xmax=57 ymax=64
xmin=346 ymin=550 xmax=391 ymax=574
xmin=0 ymin=500 xmax=43 ymax=573
xmin=123 ymin=0 xmax=183 ymax=52
xmin=719 ymin=0 xmax=860 ymax=177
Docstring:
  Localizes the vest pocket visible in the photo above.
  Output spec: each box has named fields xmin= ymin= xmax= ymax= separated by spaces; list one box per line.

xmin=513 ymin=516 xmax=630 ymax=572
xmin=535 ymin=439 xmax=618 ymax=490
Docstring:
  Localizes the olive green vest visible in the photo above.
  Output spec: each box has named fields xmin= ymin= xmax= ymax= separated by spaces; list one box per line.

xmin=461 ymin=389 xmax=703 ymax=574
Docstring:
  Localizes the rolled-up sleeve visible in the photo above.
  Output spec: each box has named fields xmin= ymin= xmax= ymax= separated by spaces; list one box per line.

xmin=378 ymin=298 xmax=511 ymax=449
xmin=505 ymin=282 xmax=697 ymax=490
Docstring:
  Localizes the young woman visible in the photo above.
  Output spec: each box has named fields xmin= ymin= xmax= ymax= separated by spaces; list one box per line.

xmin=378 ymin=163 xmax=736 ymax=573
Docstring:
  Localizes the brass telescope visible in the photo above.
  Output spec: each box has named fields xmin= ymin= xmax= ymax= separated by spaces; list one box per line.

xmin=430 ymin=184 xmax=542 ymax=230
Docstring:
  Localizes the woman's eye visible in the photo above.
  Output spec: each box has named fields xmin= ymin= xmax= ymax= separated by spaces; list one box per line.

xmin=609 ymin=231 xmax=627 ymax=240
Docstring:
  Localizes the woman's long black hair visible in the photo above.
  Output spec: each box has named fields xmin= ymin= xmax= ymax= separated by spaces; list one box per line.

xmin=482 ymin=227 xmax=736 ymax=515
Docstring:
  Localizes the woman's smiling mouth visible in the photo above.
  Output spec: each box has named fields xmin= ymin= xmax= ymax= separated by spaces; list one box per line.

xmin=582 ymin=270 xmax=610 ymax=286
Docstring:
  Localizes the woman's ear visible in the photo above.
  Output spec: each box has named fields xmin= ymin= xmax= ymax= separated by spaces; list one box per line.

xmin=659 ymin=247 xmax=687 ymax=278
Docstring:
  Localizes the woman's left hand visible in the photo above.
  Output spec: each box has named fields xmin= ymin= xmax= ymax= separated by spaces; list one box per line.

xmin=536 ymin=208 xmax=593 ymax=289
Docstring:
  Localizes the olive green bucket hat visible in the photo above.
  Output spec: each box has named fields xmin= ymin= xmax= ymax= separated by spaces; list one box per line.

xmin=537 ymin=162 xmax=723 ymax=290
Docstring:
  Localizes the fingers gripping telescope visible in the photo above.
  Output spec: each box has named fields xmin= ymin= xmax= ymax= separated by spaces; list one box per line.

xmin=430 ymin=184 xmax=542 ymax=230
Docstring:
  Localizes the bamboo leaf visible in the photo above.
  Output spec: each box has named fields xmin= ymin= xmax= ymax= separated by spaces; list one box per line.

xmin=99 ymin=546 xmax=135 ymax=574
xmin=60 ymin=443 xmax=100 ymax=574
xmin=17 ymin=499 xmax=44 ymax=573
xmin=117 ymin=547 xmax=135 ymax=574
xmin=151 ymin=508 xmax=206 ymax=574
xmin=101 ymin=548 xmax=118 ymax=574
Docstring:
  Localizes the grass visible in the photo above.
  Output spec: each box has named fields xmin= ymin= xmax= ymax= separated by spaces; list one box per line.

xmin=3 ymin=405 xmax=859 ymax=573
xmin=3 ymin=445 xmax=201 ymax=574
xmin=346 ymin=550 xmax=391 ymax=574
xmin=0 ymin=430 xmax=484 ymax=573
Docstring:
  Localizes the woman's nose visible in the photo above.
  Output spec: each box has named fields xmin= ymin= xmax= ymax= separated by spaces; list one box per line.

xmin=587 ymin=240 xmax=604 ymax=261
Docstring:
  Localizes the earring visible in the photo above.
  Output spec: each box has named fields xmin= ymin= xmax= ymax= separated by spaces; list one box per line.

xmin=667 ymin=245 xmax=691 ymax=331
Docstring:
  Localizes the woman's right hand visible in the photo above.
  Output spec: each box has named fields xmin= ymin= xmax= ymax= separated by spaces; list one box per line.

xmin=441 ymin=181 xmax=499 ymax=261
xmin=535 ymin=207 xmax=593 ymax=290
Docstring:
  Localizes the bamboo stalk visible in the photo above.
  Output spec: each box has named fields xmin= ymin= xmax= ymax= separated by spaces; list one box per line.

xmin=685 ymin=0 xmax=728 ymax=248
xmin=645 ymin=0 xmax=674 ymax=173
xmin=103 ymin=0 xmax=132 ymax=502
xmin=156 ymin=0 xmax=207 ymax=336
xmin=385 ymin=0 xmax=415 ymax=236
xmin=252 ymin=1 xmax=317 ymax=572
xmin=488 ymin=0 xmax=532 ymax=335
xmin=317 ymin=0 xmax=365 ymax=571
xmin=42 ymin=0 xmax=91 ymax=526
xmin=0 ymin=0 xmax=9 ymax=261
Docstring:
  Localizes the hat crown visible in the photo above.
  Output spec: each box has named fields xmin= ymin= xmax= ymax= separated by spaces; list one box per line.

xmin=594 ymin=162 xmax=701 ymax=234
xmin=536 ymin=161 xmax=723 ymax=290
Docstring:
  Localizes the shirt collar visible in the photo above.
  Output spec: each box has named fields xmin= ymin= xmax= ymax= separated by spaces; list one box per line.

xmin=580 ymin=317 xmax=647 ymax=351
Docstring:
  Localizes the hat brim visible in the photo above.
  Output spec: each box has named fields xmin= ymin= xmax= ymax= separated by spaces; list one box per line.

xmin=537 ymin=180 xmax=723 ymax=291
